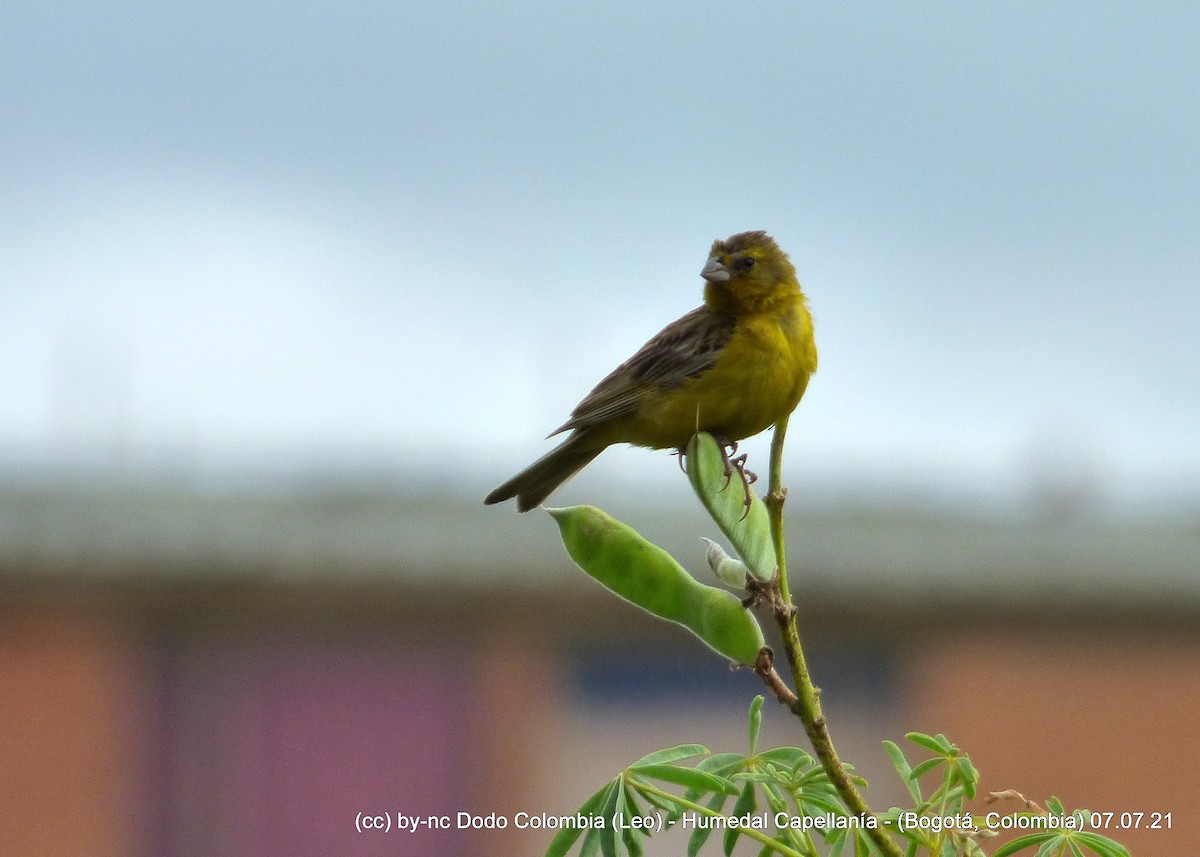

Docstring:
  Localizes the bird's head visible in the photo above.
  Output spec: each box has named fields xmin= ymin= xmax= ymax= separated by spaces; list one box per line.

xmin=700 ymin=230 xmax=801 ymax=314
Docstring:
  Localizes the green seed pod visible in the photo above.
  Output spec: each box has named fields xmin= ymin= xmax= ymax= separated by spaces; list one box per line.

xmin=689 ymin=587 xmax=770 ymax=668
xmin=685 ymin=433 xmax=777 ymax=582
xmin=547 ymin=505 xmax=766 ymax=665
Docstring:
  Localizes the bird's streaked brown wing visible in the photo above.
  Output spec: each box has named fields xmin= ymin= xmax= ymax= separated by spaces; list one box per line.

xmin=549 ymin=306 xmax=735 ymax=435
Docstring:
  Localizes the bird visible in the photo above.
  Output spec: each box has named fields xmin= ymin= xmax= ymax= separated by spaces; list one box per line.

xmin=485 ymin=230 xmax=817 ymax=512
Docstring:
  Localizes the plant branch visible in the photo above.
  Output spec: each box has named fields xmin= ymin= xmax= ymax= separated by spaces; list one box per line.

xmin=758 ymin=418 xmax=904 ymax=857
xmin=766 ymin=415 xmax=792 ymax=605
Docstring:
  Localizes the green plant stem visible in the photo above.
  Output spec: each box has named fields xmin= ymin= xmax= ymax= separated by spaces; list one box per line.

xmin=767 ymin=416 xmax=792 ymax=605
xmin=761 ymin=418 xmax=904 ymax=857
xmin=629 ymin=778 xmax=810 ymax=857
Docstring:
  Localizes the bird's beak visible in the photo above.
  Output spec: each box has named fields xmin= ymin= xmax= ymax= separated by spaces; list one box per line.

xmin=700 ymin=258 xmax=730 ymax=283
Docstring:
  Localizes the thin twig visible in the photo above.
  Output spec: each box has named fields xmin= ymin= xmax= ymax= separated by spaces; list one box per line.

xmin=758 ymin=418 xmax=904 ymax=857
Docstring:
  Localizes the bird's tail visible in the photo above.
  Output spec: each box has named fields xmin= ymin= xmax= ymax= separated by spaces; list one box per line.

xmin=484 ymin=434 xmax=603 ymax=512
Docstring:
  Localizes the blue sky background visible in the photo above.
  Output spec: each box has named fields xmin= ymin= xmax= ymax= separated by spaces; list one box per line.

xmin=2 ymin=2 xmax=1197 ymax=515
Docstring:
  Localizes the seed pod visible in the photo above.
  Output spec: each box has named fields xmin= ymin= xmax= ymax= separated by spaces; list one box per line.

xmin=685 ymin=432 xmax=777 ymax=581
xmin=547 ymin=505 xmax=766 ymax=665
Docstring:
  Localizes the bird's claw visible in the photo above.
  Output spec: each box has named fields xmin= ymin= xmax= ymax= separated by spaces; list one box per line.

xmin=719 ymin=441 xmax=739 ymax=489
xmin=718 ymin=441 xmax=757 ymax=520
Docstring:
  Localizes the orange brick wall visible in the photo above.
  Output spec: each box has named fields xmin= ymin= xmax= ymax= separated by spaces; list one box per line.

xmin=3 ymin=599 xmax=1195 ymax=856
xmin=0 ymin=604 xmax=143 ymax=857
xmin=908 ymin=629 xmax=1198 ymax=856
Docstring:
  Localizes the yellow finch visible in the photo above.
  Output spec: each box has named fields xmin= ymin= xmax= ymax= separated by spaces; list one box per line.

xmin=485 ymin=230 xmax=817 ymax=512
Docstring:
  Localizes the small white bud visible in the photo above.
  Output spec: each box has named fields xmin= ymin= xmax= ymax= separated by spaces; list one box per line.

xmin=701 ymin=537 xmax=749 ymax=587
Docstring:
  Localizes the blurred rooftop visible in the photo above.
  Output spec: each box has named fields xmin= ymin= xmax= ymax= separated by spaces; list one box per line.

xmin=3 ymin=479 xmax=1197 ymax=619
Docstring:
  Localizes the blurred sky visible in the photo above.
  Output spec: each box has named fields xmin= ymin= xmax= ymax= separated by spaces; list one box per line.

xmin=2 ymin=2 xmax=1197 ymax=513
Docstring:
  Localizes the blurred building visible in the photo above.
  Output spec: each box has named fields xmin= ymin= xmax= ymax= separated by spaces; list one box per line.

xmin=1 ymin=482 xmax=1197 ymax=856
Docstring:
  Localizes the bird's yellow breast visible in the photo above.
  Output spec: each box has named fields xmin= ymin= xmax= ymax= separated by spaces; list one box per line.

xmin=614 ymin=301 xmax=816 ymax=450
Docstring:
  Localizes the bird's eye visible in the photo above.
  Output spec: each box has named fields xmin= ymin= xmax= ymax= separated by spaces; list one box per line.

xmin=738 ymin=256 xmax=756 ymax=270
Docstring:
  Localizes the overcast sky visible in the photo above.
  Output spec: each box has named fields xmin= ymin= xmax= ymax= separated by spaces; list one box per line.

xmin=2 ymin=2 xmax=1197 ymax=513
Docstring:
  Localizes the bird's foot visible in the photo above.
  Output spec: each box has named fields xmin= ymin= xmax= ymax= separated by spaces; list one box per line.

xmin=718 ymin=440 xmax=757 ymax=519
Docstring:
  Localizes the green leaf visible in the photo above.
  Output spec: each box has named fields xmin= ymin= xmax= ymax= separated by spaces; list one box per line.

xmin=1047 ymin=796 xmax=1066 ymax=816
xmin=1034 ymin=838 xmax=1062 ymax=857
xmin=620 ymin=821 xmax=643 ymax=857
xmin=678 ymin=754 xmax=744 ymax=811
xmin=685 ymin=433 xmax=777 ymax=581
xmin=544 ymin=781 xmax=613 ymax=857
xmin=622 ymin=785 xmax=645 ymax=818
xmin=600 ymin=777 xmax=628 ymax=857
xmin=598 ymin=780 xmax=622 ymax=857
xmin=904 ymin=732 xmax=946 ymax=754
xmin=937 ymin=784 xmax=966 ymax=815
xmin=687 ymin=790 xmax=729 ymax=857
xmin=796 ymin=793 xmax=845 ymax=817
xmin=1068 ymin=840 xmax=1086 ymax=857
xmin=543 ymin=823 xmax=586 ymax=857
xmin=955 ymin=757 xmax=978 ymax=798
xmin=578 ymin=826 xmax=604 ymax=857
xmin=991 ymin=832 xmax=1057 ymax=857
xmin=909 ymin=758 xmax=944 ymax=780
xmin=799 ymin=799 xmax=848 ymax=825
xmin=961 ymin=837 xmax=987 ymax=857
xmin=734 ymin=771 xmax=778 ymax=784
xmin=847 ymin=826 xmax=878 ymax=857
xmin=758 ymin=746 xmax=814 ymax=772
xmin=631 ymin=745 xmax=710 ymax=767
xmin=723 ymin=780 xmax=757 ymax=857
xmin=637 ymin=787 xmax=677 ymax=814
xmin=748 ymin=695 xmax=764 ymax=755
xmin=1074 ymin=831 xmax=1131 ymax=857
xmin=631 ymin=764 xmax=738 ymax=795
xmin=618 ymin=786 xmax=645 ymax=857
xmin=882 ymin=740 xmax=922 ymax=804
xmin=760 ymin=780 xmax=789 ymax=814
xmin=828 ymin=831 xmax=848 ymax=857
xmin=696 ymin=752 xmax=746 ymax=772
